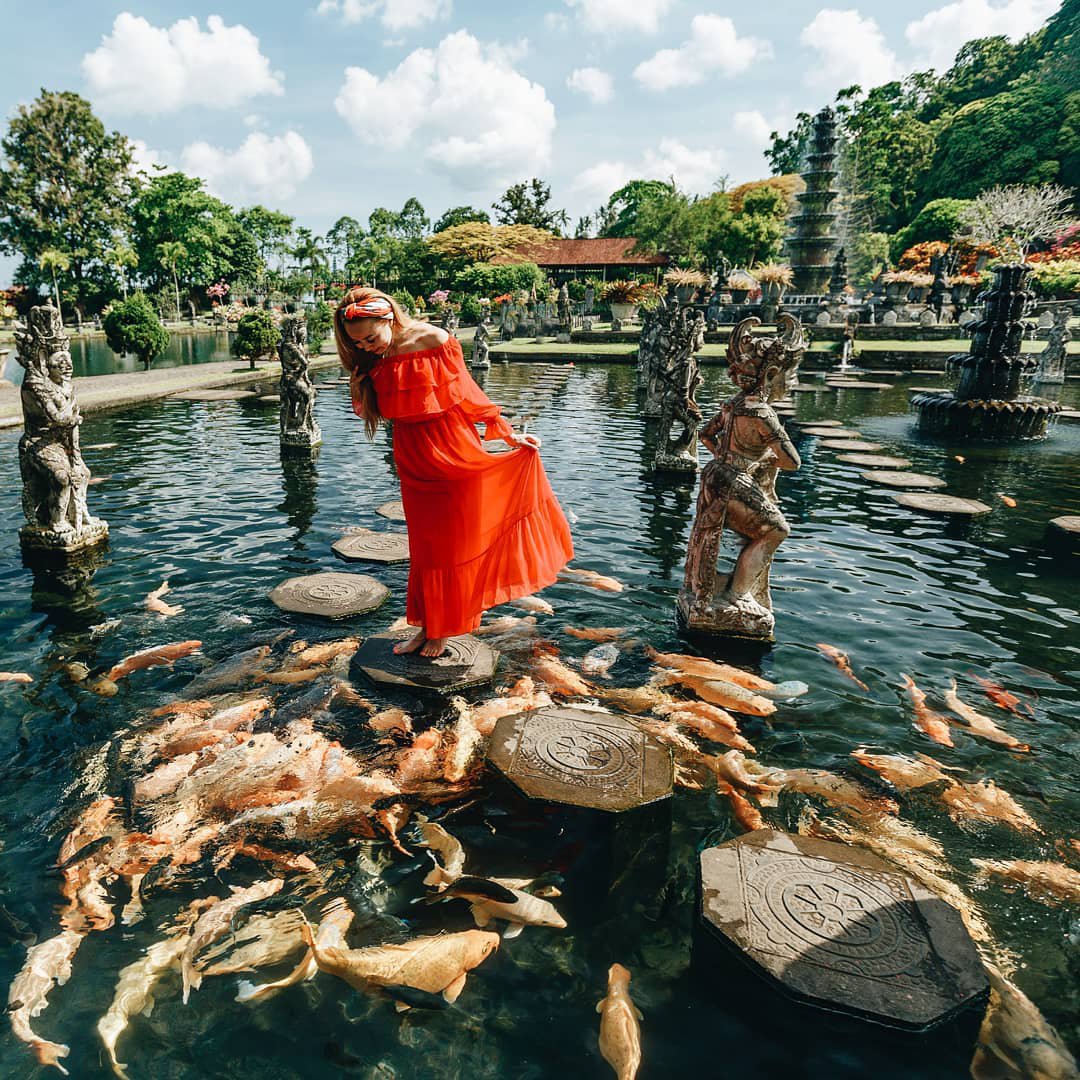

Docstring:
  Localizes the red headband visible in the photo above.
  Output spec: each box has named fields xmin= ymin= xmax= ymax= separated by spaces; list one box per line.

xmin=343 ymin=298 xmax=393 ymax=321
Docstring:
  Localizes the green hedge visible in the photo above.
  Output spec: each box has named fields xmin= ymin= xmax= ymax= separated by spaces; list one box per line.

xmin=451 ymin=261 xmax=546 ymax=297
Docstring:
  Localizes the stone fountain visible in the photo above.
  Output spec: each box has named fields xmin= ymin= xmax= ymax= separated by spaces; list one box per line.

xmin=912 ymin=264 xmax=1061 ymax=440
xmin=786 ymin=107 xmax=841 ymax=297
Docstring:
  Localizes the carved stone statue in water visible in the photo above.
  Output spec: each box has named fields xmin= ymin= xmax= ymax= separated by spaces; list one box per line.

xmin=653 ymin=307 xmax=706 ymax=472
xmin=471 ymin=320 xmax=491 ymax=370
xmin=279 ymin=313 xmax=322 ymax=450
xmin=678 ymin=315 xmax=805 ymax=641
xmin=16 ymin=304 xmax=108 ymax=553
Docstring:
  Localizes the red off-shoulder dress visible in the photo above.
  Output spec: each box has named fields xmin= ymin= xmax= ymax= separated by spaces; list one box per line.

xmin=363 ymin=336 xmax=574 ymax=639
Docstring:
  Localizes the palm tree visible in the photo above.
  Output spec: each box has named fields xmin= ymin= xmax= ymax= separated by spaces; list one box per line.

xmin=290 ymin=228 xmax=328 ymax=293
xmin=156 ymin=242 xmax=188 ymax=323
xmin=105 ymin=243 xmax=138 ymax=299
xmin=38 ymin=248 xmax=70 ymax=313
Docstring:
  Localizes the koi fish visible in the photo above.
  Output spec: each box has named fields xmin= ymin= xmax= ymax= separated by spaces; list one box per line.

xmin=900 ymin=674 xmax=954 ymax=746
xmin=815 ymin=643 xmax=868 ymax=691
xmin=512 ymin=595 xmax=555 ymax=615
xmin=783 ymin=767 xmax=900 ymax=818
xmin=472 ymin=676 xmax=553 ymax=735
xmin=597 ymin=964 xmax=642 ymax=1080
xmin=106 ymin=640 xmax=202 ymax=682
xmin=533 ymin=654 xmax=593 ymax=697
xmin=709 ymin=751 xmax=786 ymax=800
xmin=300 ymin=921 xmax=499 ymax=1005
xmin=851 ymin=749 xmax=950 ymax=791
xmin=582 ymin=644 xmax=620 ymax=676
xmin=396 ymin=729 xmax=443 ymax=785
xmin=432 ymin=876 xmax=566 ymax=938
xmin=953 ymin=455 xmax=965 ymax=463
xmin=652 ymin=671 xmax=775 ymax=717
xmin=286 ymin=636 xmax=360 ymax=669
xmin=369 ymin=707 xmax=413 ymax=736
xmin=653 ymin=699 xmax=753 ymax=753
xmin=935 ymin=772 xmax=1042 ymax=834
xmin=715 ymin=782 xmax=765 ymax=831
xmin=0 ymin=672 xmax=33 ymax=684
xmin=973 ymin=675 xmax=1035 ymax=717
xmin=258 ymin=667 xmax=327 ymax=685
xmin=475 ymin=614 xmax=537 ymax=637
xmin=943 ymin=680 xmax=1029 ymax=752
xmin=420 ymin=823 xmax=467 ymax=889
xmin=198 ymin=909 xmax=307 ymax=977
xmin=972 ymin=859 xmax=1080 ymax=906
xmin=444 ymin=698 xmax=484 ymax=784
xmin=997 ymin=493 xmax=1017 ymax=508
xmin=563 ymin=626 xmax=627 ymax=642
xmin=557 ymin=567 xmax=624 ymax=593
xmin=645 ymin=647 xmax=775 ymax=692
xmin=145 ymin=580 xmax=184 ymax=618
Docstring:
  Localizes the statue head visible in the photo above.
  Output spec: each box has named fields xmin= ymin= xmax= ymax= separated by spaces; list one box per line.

xmin=726 ymin=315 xmax=805 ymax=397
xmin=282 ymin=312 xmax=307 ymax=348
xmin=46 ymin=347 xmax=73 ymax=386
xmin=15 ymin=303 xmax=69 ymax=374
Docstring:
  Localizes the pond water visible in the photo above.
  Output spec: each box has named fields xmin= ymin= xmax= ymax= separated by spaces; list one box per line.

xmin=0 ymin=364 xmax=1078 ymax=1078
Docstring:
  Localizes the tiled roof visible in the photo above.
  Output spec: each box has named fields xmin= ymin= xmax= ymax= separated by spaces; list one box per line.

xmin=495 ymin=237 xmax=669 ymax=267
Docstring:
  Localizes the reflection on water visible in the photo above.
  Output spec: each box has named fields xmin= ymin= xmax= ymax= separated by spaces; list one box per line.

xmin=0 ymin=365 xmax=1078 ymax=1078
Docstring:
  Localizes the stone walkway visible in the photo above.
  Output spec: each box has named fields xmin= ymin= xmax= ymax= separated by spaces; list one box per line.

xmin=0 ymin=353 xmax=342 ymax=430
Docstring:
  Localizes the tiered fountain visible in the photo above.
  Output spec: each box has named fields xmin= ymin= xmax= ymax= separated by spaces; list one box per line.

xmin=785 ymin=107 xmax=841 ymax=297
xmin=912 ymin=264 xmax=1062 ymax=440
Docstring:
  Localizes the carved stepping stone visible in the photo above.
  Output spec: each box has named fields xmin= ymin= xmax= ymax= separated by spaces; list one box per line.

xmin=488 ymin=706 xmax=673 ymax=813
xmin=827 ymin=381 xmax=891 ymax=390
xmin=172 ymin=389 xmax=257 ymax=402
xmin=351 ymin=632 xmax=497 ymax=693
xmin=892 ymin=493 xmax=991 ymax=516
xmin=376 ymin=500 xmax=406 ymax=522
xmin=699 ymin=830 xmax=987 ymax=1031
xmin=793 ymin=419 xmax=843 ymax=427
xmin=84 ymin=442 xmax=118 ymax=451
xmin=801 ymin=427 xmax=860 ymax=438
xmin=332 ymin=529 xmax=409 ymax=564
xmin=1046 ymin=515 xmax=1080 ymax=551
xmin=1057 ymin=409 xmax=1080 ymax=424
xmin=836 ymin=454 xmax=912 ymax=468
xmin=269 ymin=572 xmax=389 ymax=619
xmin=256 ymin=394 xmax=280 ymax=404
xmin=860 ymin=470 xmax=946 ymax=489
xmin=819 ymin=439 xmax=883 ymax=451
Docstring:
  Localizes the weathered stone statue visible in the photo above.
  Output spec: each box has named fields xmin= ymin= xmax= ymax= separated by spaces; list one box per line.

xmin=471 ymin=320 xmax=492 ymax=370
xmin=828 ymin=248 xmax=848 ymax=296
xmin=445 ymin=310 xmax=460 ymax=337
xmin=705 ymin=287 xmax=723 ymax=332
xmin=16 ymin=304 xmax=108 ymax=553
xmin=643 ymin=297 xmax=682 ymax=417
xmin=1033 ymin=304 xmax=1071 ymax=389
xmin=678 ymin=316 xmax=804 ymax=641
xmin=279 ymin=313 xmax=322 ymax=450
xmin=557 ymin=282 xmax=571 ymax=327
xmin=654 ymin=308 xmax=706 ymax=472
xmin=636 ymin=304 xmax=663 ymax=390
xmin=584 ymin=285 xmax=595 ymax=315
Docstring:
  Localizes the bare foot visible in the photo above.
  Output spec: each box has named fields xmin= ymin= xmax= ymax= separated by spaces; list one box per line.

xmin=393 ymin=629 xmax=427 ymax=655
xmin=419 ymin=636 xmax=448 ymax=658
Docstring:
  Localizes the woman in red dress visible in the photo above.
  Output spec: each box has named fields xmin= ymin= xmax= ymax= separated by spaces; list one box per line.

xmin=334 ymin=287 xmax=574 ymax=657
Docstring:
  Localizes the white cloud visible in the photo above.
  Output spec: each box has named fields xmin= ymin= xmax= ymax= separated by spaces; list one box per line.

xmin=180 ymin=132 xmax=314 ymax=202
xmin=565 ymin=0 xmax=674 ymax=34
xmin=316 ymin=0 xmax=451 ymax=30
xmin=128 ymin=138 xmax=170 ymax=177
xmin=572 ymin=138 xmax=725 ymax=203
xmin=334 ymin=31 xmax=556 ymax=186
xmin=733 ymin=110 xmax=775 ymax=148
xmin=567 ymin=67 xmax=614 ymax=104
xmin=634 ymin=15 xmax=772 ymax=91
xmin=544 ymin=11 xmax=571 ymax=32
xmin=82 ymin=13 xmax=283 ymax=114
xmin=905 ymin=0 xmax=1058 ymax=70
xmin=800 ymin=9 xmax=902 ymax=89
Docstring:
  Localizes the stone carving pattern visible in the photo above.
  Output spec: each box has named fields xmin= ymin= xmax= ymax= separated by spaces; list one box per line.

xmin=16 ymin=304 xmax=108 ymax=550
xmin=279 ymin=314 xmax=321 ymax=448
xmin=272 ymin=573 xmax=385 ymax=615
xmin=653 ymin=307 xmax=706 ymax=472
xmin=378 ymin=635 xmax=482 ymax=677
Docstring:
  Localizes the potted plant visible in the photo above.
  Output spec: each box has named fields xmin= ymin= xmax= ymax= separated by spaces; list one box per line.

xmin=664 ymin=267 xmax=708 ymax=303
xmin=726 ymin=270 xmax=757 ymax=304
xmin=600 ymin=279 xmax=646 ymax=322
xmin=948 ymin=273 xmax=980 ymax=303
xmin=754 ymin=264 xmax=794 ymax=302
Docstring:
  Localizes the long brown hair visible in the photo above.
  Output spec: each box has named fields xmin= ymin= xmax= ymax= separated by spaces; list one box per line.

xmin=334 ymin=286 xmax=414 ymax=437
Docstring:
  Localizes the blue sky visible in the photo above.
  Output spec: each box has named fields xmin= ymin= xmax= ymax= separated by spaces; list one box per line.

xmin=0 ymin=0 xmax=1062 ymax=285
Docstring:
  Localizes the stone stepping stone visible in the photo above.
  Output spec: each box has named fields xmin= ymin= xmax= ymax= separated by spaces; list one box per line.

xmin=819 ymin=439 xmax=884 ymax=451
xmin=256 ymin=394 xmax=280 ymax=404
xmin=172 ymin=389 xmax=257 ymax=402
xmin=351 ymin=632 xmax=497 ymax=694
xmin=488 ymin=706 xmax=673 ymax=812
xmin=269 ymin=572 xmax=389 ymax=618
xmin=801 ymin=426 xmax=860 ymax=438
xmin=791 ymin=384 xmax=824 ymax=392
xmin=793 ymin=419 xmax=844 ymax=427
xmin=1057 ymin=409 xmax=1080 ymax=424
xmin=376 ymin=500 xmax=406 ymax=522
xmin=699 ymin=830 xmax=987 ymax=1031
xmin=332 ymin=529 xmax=409 ymax=564
xmin=1046 ymin=515 xmax=1080 ymax=551
xmin=861 ymin=470 xmax=946 ymax=489
xmin=827 ymin=381 xmax=891 ymax=390
xmin=836 ymin=453 xmax=912 ymax=468
xmin=892 ymin=493 xmax=991 ymax=516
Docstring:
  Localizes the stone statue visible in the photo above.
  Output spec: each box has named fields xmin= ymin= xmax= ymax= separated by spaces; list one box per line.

xmin=654 ymin=308 xmax=706 ymax=472
xmin=279 ymin=313 xmax=322 ymax=450
xmin=471 ymin=320 xmax=492 ymax=370
xmin=445 ymin=309 xmax=460 ymax=337
xmin=16 ymin=304 xmax=108 ymax=553
xmin=557 ymin=282 xmax=571 ymax=327
xmin=584 ymin=285 xmax=595 ymax=315
xmin=678 ymin=315 xmax=805 ymax=641
xmin=828 ymin=248 xmax=848 ymax=296
xmin=643 ymin=298 xmax=685 ymax=418
xmin=705 ymin=287 xmax=723 ymax=332
xmin=637 ymin=306 xmax=662 ymax=390
xmin=1033 ymin=304 xmax=1071 ymax=389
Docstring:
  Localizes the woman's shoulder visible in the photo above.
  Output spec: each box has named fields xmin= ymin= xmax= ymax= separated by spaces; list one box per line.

xmin=397 ymin=321 xmax=451 ymax=355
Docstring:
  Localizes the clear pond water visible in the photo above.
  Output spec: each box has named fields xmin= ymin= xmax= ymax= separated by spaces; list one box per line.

xmin=0 ymin=364 xmax=1078 ymax=1078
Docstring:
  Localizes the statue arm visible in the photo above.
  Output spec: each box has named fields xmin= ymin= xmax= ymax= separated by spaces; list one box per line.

xmin=758 ymin=415 xmax=800 ymax=470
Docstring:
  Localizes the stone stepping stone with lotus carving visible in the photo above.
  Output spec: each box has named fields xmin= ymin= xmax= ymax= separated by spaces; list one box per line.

xmin=376 ymin=500 xmax=407 ymax=522
xmin=819 ymin=439 xmax=883 ymax=452
xmin=352 ymin=631 xmax=498 ymax=694
xmin=801 ymin=426 xmax=861 ymax=438
xmin=861 ymin=470 xmax=946 ymax=490
xmin=332 ymin=529 xmax=410 ymax=564
xmin=269 ymin=571 xmax=389 ymax=619
xmin=837 ymin=454 xmax=912 ymax=469
xmin=892 ymin=493 xmax=991 ymax=516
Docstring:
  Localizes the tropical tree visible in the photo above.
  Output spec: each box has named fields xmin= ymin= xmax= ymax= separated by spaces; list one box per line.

xmin=325 ymin=215 xmax=363 ymax=270
xmin=492 ymin=179 xmax=569 ymax=234
xmin=434 ymin=205 xmax=490 ymax=232
xmin=232 ymin=309 xmax=280 ymax=369
xmin=290 ymin=228 xmax=328 ymax=289
xmin=104 ymin=243 xmax=138 ymax=298
xmin=600 ymin=180 xmax=678 ymax=238
xmin=156 ymin=241 xmax=188 ymax=321
xmin=956 ymin=183 xmax=1077 ymax=261
xmin=236 ymin=205 xmax=294 ymax=281
xmin=427 ymin=222 xmax=553 ymax=263
xmin=103 ymin=292 xmax=170 ymax=370
xmin=38 ymin=249 xmax=70 ymax=312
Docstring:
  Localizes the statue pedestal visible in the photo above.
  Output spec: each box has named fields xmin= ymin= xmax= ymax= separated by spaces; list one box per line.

xmin=281 ymin=428 xmax=322 ymax=451
xmin=676 ymin=579 xmax=775 ymax=643
xmin=653 ymin=449 xmax=699 ymax=474
xmin=20 ymin=519 xmax=109 ymax=556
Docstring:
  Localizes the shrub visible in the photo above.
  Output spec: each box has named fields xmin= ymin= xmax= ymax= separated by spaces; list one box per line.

xmin=391 ymin=290 xmax=418 ymax=316
xmin=664 ymin=268 xmax=709 ymax=287
xmin=599 ymin=279 xmax=649 ymax=304
xmin=1030 ymin=259 xmax=1080 ymax=297
xmin=459 ymin=295 xmax=485 ymax=324
xmin=889 ymin=199 xmax=973 ymax=262
xmin=231 ymin=309 xmax=279 ymax=369
xmin=451 ymin=260 xmax=546 ymax=297
xmin=306 ymin=301 xmax=332 ymax=354
xmin=103 ymin=292 xmax=169 ymax=371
